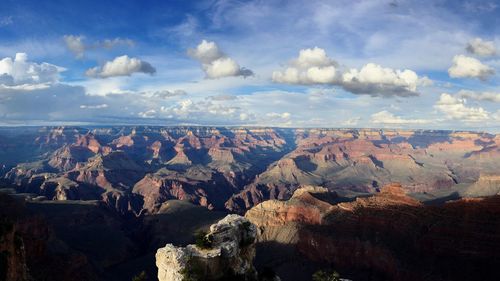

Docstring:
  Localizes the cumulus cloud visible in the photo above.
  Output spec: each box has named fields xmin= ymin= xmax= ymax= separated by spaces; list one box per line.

xmin=371 ymin=110 xmax=430 ymax=125
xmin=434 ymin=93 xmax=490 ymax=122
xmin=64 ymin=35 xmax=135 ymax=58
xmin=272 ymin=47 xmax=337 ymax=84
xmin=458 ymin=90 xmax=500 ymax=103
xmin=342 ymin=63 xmax=420 ymax=97
xmin=0 ymin=53 xmax=64 ymax=87
xmin=188 ymin=40 xmax=253 ymax=79
xmin=448 ymin=55 xmax=494 ymax=80
xmin=85 ymin=55 xmax=156 ymax=78
xmin=466 ymin=38 xmax=497 ymax=57
xmin=272 ymin=48 xmax=428 ymax=97
xmin=63 ymin=35 xmax=86 ymax=58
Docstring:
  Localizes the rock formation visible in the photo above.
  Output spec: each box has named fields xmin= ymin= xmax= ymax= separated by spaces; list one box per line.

xmin=246 ymin=183 xmax=500 ymax=281
xmin=156 ymin=214 xmax=258 ymax=281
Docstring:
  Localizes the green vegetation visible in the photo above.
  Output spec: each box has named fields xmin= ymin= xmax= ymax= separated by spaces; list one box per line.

xmin=194 ymin=231 xmax=213 ymax=249
xmin=131 ymin=271 xmax=147 ymax=281
xmin=312 ymin=270 xmax=341 ymax=281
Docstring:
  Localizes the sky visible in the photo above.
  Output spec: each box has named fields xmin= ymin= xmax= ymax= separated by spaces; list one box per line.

xmin=0 ymin=0 xmax=499 ymax=131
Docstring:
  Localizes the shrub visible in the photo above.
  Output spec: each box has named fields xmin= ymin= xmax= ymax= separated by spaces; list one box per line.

xmin=194 ymin=231 xmax=213 ymax=249
xmin=312 ymin=270 xmax=341 ymax=281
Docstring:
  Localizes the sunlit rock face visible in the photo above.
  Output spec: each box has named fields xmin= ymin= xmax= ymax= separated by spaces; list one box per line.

xmin=156 ymin=214 xmax=257 ymax=281
xmin=246 ymin=184 xmax=500 ymax=281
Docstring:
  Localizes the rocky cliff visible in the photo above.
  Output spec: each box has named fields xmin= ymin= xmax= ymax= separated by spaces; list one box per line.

xmin=156 ymin=214 xmax=258 ymax=281
xmin=246 ymin=184 xmax=500 ymax=281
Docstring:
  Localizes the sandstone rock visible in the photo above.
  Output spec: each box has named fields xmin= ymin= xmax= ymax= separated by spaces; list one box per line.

xmin=156 ymin=214 xmax=258 ymax=281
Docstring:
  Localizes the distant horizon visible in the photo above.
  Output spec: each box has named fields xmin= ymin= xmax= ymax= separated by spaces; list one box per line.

xmin=0 ymin=124 xmax=498 ymax=134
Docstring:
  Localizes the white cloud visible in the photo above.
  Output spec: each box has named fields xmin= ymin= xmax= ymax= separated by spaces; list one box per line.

xmin=371 ymin=110 xmax=430 ymax=125
xmin=266 ymin=112 xmax=291 ymax=120
xmin=0 ymin=53 xmax=64 ymax=87
xmin=342 ymin=63 xmax=420 ymax=97
xmin=417 ymin=76 xmax=434 ymax=87
xmin=448 ymin=55 xmax=494 ymax=80
xmin=63 ymin=35 xmax=135 ymax=58
xmin=466 ymin=38 xmax=497 ymax=57
xmin=80 ymin=104 xmax=108 ymax=109
xmin=272 ymin=47 xmax=337 ymax=84
xmin=159 ymin=98 xmax=244 ymax=121
xmin=272 ymin=48 xmax=427 ymax=97
xmin=434 ymin=93 xmax=490 ymax=122
xmin=63 ymin=35 xmax=86 ymax=58
xmin=85 ymin=55 xmax=156 ymax=78
xmin=138 ymin=109 xmax=157 ymax=118
xmin=188 ymin=40 xmax=253 ymax=79
xmin=458 ymin=90 xmax=500 ymax=103
xmin=239 ymin=112 xmax=249 ymax=121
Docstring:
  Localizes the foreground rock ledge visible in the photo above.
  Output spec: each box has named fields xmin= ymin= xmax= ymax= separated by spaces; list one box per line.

xmin=155 ymin=214 xmax=258 ymax=281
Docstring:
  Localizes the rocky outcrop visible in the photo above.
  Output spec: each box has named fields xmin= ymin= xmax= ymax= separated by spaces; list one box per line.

xmin=246 ymin=183 xmax=500 ymax=281
xmin=156 ymin=215 xmax=258 ymax=281
xmin=245 ymin=186 xmax=333 ymax=244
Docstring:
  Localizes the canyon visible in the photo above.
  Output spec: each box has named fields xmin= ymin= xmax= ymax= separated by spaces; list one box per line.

xmin=0 ymin=126 xmax=499 ymax=280
xmin=2 ymin=126 xmax=499 ymax=215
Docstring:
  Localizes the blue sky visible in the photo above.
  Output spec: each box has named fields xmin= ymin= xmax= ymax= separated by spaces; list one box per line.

xmin=0 ymin=0 xmax=499 ymax=131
